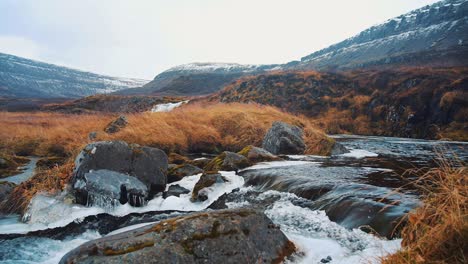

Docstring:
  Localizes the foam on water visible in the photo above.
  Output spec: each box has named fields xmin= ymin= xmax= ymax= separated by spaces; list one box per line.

xmin=241 ymin=160 xmax=318 ymax=171
xmin=227 ymin=190 xmax=401 ymax=264
xmin=340 ymin=149 xmax=379 ymax=159
xmin=0 ymin=171 xmax=244 ymax=234
xmin=0 ymin=230 xmax=101 ymax=264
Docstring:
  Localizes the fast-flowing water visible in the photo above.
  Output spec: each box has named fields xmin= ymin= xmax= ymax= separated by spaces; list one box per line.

xmin=0 ymin=136 xmax=466 ymax=263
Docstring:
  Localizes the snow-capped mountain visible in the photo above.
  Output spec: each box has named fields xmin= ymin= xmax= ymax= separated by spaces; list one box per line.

xmin=117 ymin=63 xmax=278 ymax=96
xmin=296 ymin=0 xmax=468 ymax=70
xmin=0 ymin=53 xmax=148 ymax=98
xmin=120 ymin=0 xmax=468 ymax=97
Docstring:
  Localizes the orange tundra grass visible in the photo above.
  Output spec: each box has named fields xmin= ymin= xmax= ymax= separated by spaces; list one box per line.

xmin=0 ymin=102 xmax=334 ymax=213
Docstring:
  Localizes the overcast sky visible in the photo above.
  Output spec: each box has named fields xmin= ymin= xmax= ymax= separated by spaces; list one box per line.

xmin=0 ymin=0 xmax=440 ymax=79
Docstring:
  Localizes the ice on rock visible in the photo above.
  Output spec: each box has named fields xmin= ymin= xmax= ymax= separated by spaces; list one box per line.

xmin=78 ymin=169 xmax=148 ymax=209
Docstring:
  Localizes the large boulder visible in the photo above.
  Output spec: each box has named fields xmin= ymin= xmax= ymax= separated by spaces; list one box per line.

xmin=262 ymin=122 xmax=306 ymax=155
xmin=104 ymin=115 xmax=128 ymax=134
xmin=191 ymin=172 xmax=226 ymax=202
xmin=238 ymin=145 xmax=281 ymax=163
xmin=204 ymin=151 xmax=250 ymax=172
xmin=72 ymin=141 xmax=168 ymax=206
xmin=167 ymin=164 xmax=203 ymax=183
xmin=59 ymin=209 xmax=295 ymax=264
xmin=74 ymin=170 xmax=148 ymax=207
xmin=330 ymin=142 xmax=350 ymax=155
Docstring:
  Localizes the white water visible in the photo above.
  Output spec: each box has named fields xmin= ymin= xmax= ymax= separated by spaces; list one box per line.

xmin=1 ymin=157 xmax=39 ymax=184
xmin=0 ymin=159 xmax=401 ymax=263
xmin=0 ymin=171 xmax=243 ymax=235
xmin=151 ymin=100 xmax=189 ymax=112
xmin=340 ymin=149 xmax=379 ymax=159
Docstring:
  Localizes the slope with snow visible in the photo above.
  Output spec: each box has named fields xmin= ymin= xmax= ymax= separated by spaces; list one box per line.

xmin=0 ymin=53 xmax=148 ymax=98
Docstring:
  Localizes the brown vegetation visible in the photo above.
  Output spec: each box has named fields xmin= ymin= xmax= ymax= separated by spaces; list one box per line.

xmin=213 ymin=67 xmax=468 ymax=140
xmin=0 ymin=103 xmax=333 ymax=213
xmin=383 ymin=159 xmax=467 ymax=263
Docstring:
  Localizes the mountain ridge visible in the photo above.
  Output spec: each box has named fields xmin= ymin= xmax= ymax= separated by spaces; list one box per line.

xmin=0 ymin=52 xmax=148 ymax=98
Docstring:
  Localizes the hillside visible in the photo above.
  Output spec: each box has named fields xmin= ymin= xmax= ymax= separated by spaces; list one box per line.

xmin=295 ymin=0 xmax=468 ymax=70
xmin=0 ymin=53 xmax=148 ymax=98
xmin=213 ymin=67 xmax=468 ymax=140
xmin=116 ymin=63 xmax=278 ymax=96
xmin=119 ymin=0 xmax=468 ymax=97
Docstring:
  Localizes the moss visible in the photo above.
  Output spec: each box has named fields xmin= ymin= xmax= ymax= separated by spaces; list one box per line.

xmin=203 ymin=152 xmax=226 ymax=171
xmin=103 ymin=240 xmax=155 ymax=256
xmin=237 ymin=145 xmax=253 ymax=157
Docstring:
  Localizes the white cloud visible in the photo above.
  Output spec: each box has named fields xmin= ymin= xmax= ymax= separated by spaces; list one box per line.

xmin=0 ymin=0 xmax=441 ymax=79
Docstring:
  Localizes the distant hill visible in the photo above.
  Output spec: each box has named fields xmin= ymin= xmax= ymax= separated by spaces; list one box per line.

xmin=116 ymin=63 xmax=278 ymax=96
xmin=125 ymin=0 xmax=468 ymax=97
xmin=294 ymin=0 xmax=468 ymax=70
xmin=0 ymin=53 xmax=148 ymax=98
xmin=211 ymin=67 xmax=468 ymax=140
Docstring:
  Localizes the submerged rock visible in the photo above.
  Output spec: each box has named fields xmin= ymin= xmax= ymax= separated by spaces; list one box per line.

xmin=238 ymin=145 xmax=281 ymax=162
xmin=167 ymin=164 xmax=203 ymax=183
xmin=74 ymin=170 xmax=148 ymax=207
xmin=330 ymin=142 xmax=349 ymax=155
xmin=104 ymin=115 xmax=128 ymax=134
xmin=191 ymin=172 xmax=226 ymax=202
xmin=72 ymin=141 xmax=168 ymax=206
xmin=163 ymin=184 xmax=190 ymax=199
xmin=262 ymin=121 xmax=305 ymax=155
xmin=59 ymin=209 xmax=295 ymax=264
xmin=204 ymin=151 xmax=250 ymax=172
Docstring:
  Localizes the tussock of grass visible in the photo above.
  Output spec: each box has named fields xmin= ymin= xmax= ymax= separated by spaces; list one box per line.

xmin=383 ymin=159 xmax=467 ymax=264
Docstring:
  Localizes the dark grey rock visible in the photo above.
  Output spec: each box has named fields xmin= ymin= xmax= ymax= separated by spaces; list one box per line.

xmin=330 ymin=142 xmax=349 ymax=155
xmin=163 ymin=184 xmax=190 ymax=199
xmin=73 ymin=169 xmax=148 ymax=207
xmin=167 ymin=164 xmax=203 ymax=183
xmin=59 ymin=209 xmax=296 ymax=264
xmin=204 ymin=151 xmax=250 ymax=172
xmin=191 ymin=172 xmax=226 ymax=202
xmin=262 ymin=121 xmax=306 ymax=155
xmin=0 ymin=158 xmax=7 ymax=168
xmin=88 ymin=131 xmax=97 ymax=141
xmin=104 ymin=115 xmax=128 ymax=134
xmin=239 ymin=145 xmax=280 ymax=162
xmin=72 ymin=141 xmax=168 ymax=206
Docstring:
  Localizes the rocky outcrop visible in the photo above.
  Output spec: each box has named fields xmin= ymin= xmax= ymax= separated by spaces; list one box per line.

xmin=262 ymin=122 xmax=306 ymax=155
xmin=238 ymin=145 xmax=280 ymax=163
xmin=330 ymin=142 xmax=349 ymax=156
xmin=104 ymin=115 xmax=128 ymax=134
xmin=204 ymin=152 xmax=250 ymax=172
xmin=191 ymin=172 xmax=226 ymax=202
xmin=163 ymin=185 xmax=190 ymax=199
xmin=167 ymin=164 xmax=203 ymax=183
xmin=59 ymin=209 xmax=295 ymax=264
xmin=72 ymin=141 xmax=168 ymax=206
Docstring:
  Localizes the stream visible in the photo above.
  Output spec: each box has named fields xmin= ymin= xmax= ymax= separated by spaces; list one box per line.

xmin=0 ymin=135 xmax=466 ymax=264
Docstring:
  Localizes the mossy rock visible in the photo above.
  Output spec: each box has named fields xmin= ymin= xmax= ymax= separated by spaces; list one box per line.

xmin=191 ymin=172 xmax=226 ymax=202
xmin=167 ymin=164 xmax=203 ymax=183
xmin=204 ymin=151 xmax=250 ymax=172
xmin=238 ymin=145 xmax=281 ymax=163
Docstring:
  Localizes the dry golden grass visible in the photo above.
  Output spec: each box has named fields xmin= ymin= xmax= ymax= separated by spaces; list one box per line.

xmin=382 ymin=158 xmax=467 ymax=264
xmin=0 ymin=102 xmax=334 ymax=213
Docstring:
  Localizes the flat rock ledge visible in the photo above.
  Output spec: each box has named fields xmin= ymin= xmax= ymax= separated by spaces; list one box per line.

xmin=59 ymin=209 xmax=295 ymax=264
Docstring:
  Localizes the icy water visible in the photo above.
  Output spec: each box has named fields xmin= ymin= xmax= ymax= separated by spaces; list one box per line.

xmin=1 ymin=157 xmax=39 ymax=184
xmin=0 ymin=136 xmax=466 ymax=263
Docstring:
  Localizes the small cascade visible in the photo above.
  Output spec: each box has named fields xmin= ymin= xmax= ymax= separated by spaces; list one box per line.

xmin=86 ymin=192 xmax=121 ymax=211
